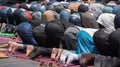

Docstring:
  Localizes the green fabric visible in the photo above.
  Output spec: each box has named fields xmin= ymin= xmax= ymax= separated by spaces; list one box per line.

xmin=102 ymin=6 xmax=113 ymax=13
xmin=0 ymin=32 xmax=15 ymax=37
xmin=32 ymin=11 xmax=42 ymax=20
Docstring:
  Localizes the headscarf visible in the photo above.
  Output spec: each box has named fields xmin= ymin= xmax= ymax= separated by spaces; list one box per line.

xmin=89 ymin=3 xmax=105 ymax=16
xmin=54 ymin=4 xmax=65 ymax=13
xmin=60 ymin=2 xmax=70 ymax=8
xmin=46 ymin=5 xmax=55 ymax=10
xmin=19 ymin=3 xmax=30 ymax=10
xmin=81 ymin=11 xmax=99 ymax=29
xmin=97 ymin=13 xmax=115 ymax=34
xmin=69 ymin=13 xmax=82 ymax=26
xmin=60 ymin=9 xmax=71 ymax=23
xmin=32 ymin=11 xmax=42 ymax=20
xmin=78 ymin=4 xmax=89 ymax=13
xmin=112 ymin=5 xmax=120 ymax=14
xmin=107 ymin=1 xmax=117 ymax=7
xmin=102 ymin=6 xmax=113 ymax=13
xmin=47 ymin=2 xmax=64 ymax=13
xmin=30 ymin=4 xmax=46 ymax=13
xmin=68 ymin=3 xmax=81 ymax=12
xmin=43 ymin=10 xmax=59 ymax=22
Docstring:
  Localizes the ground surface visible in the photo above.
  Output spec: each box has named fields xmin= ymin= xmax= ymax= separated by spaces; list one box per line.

xmin=0 ymin=57 xmax=39 ymax=67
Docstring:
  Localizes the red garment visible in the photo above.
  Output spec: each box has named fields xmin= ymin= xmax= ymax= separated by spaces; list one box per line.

xmin=0 ymin=6 xmax=7 ymax=10
xmin=25 ymin=10 xmax=32 ymax=20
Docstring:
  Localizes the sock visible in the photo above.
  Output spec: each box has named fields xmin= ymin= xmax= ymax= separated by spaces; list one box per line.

xmin=60 ymin=50 xmax=71 ymax=63
xmin=66 ymin=53 xmax=79 ymax=66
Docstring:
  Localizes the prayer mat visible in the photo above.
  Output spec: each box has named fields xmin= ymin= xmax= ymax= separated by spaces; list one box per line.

xmin=0 ymin=37 xmax=22 ymax=44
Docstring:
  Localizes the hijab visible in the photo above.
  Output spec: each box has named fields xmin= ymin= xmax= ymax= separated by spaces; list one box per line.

xmin=60 ymin=9 xmax=71 ymax=23
xmin=43 ymin=10 xmax=59 ymax=22
xmin=97 ymin=13 xmax=115 ymax=34
xmin=81 ymin=11 xmax=99 ymax=29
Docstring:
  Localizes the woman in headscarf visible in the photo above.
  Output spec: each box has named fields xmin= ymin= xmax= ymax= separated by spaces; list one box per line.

xmin=102 ymin=6 xmax=113 ymax=13
xmin=77 ymin=4 xmax=99 ymax=29
xmin=69 ymin=13 xmax=82 ymax=26
xmin=106 ymin=0 xmax=118 ymax=7
xmin=68 ymin=2 xmax=81 ymax=12
xmin=97 ymin=13 xmax=116 ymax=34
xmin=80 ymin=11 xmax=99 ymax=29
xmin=30 ymin=3 xmax=46 ymax=13
xmin=32 ymin=11 xmax=43 ymax=20
xmin=60 ymin=9 xmax=71 ymax=23
xmin=43 ymin=10 xmax=59 ymax=22
xmin=89 ymin=1 xmax=105 ymax=17
xmin=62 ymin=13 xmax=82 ymax=50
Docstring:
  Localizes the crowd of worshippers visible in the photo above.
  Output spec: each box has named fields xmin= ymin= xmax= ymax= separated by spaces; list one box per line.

xmin=0 ymin=0 xmax=120 ymax=67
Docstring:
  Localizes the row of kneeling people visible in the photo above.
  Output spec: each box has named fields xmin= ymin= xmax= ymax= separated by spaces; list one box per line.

xmin=1 ymin=0 xmax=120 ymax=67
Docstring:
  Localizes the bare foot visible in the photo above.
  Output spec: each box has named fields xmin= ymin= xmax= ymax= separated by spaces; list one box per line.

xmin=12 ymin=43 xmax=23 ymax=54
xmin=55 ymin=49 xmax=63 ymax=61
xmin=0 ymin=44 xmax=9 ymax=48
xmin=51 ymin=48 xmax=57 ymax=60
xmin=26 ymin=45 xmax=34 ymax=56
xmin=8 ymin=41 xmax=14 ymax=52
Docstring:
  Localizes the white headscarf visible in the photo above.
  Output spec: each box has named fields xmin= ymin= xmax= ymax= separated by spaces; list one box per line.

xmin=97 ymin=13 xmax=116 ymax=34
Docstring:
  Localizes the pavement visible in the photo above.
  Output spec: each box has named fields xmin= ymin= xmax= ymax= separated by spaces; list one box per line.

xmin=0 ymin=41 xmax=39 ymax=67
xmin=0 ymin=57 xmax=39 ymax=67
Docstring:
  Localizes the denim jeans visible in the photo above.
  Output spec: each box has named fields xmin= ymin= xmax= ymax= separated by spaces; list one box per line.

xmin=17 ymin=22 xmax=37 ymax=48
